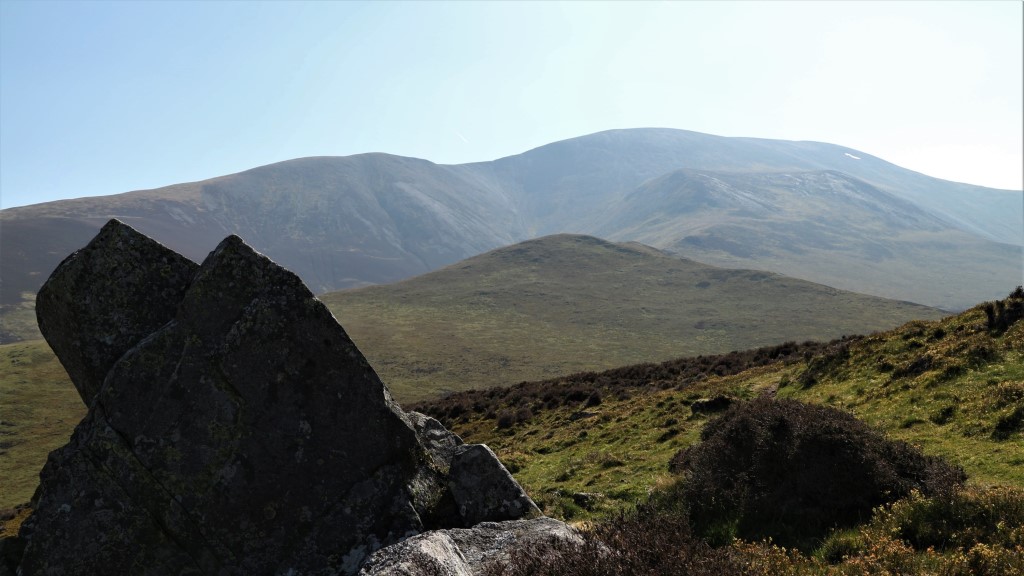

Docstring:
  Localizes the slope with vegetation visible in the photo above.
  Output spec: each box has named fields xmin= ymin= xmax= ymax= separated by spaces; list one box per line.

xmin=596 ymin=168 xmax=1021 ymax=310
xmin=324 ymin=234 xmax=942 ymax=401
xmin=408 ymin=289 xmax=1024 ymax=573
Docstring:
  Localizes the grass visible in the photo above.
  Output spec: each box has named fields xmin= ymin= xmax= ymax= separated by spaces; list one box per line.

xmin=3 ymin=297 xmax=1015 ymax=513
xmin=0 ymin=340 xmax=85 ymax=509
xmin=776 ymin=303 xmax=1024 ymax=485
xmin=323 ymin=234 xmax=942 ymax=402
xmin=415 ymin=294 xmax=1023 ymax=524
xmin=0 ymin=292 xmax=42 ymax=343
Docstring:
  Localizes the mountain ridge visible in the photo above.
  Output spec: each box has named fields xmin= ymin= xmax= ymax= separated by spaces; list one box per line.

xmin=2 ymin=128 xmax=1020 ymax=338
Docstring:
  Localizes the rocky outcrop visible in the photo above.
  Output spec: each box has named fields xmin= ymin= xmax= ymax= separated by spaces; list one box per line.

xmin=35 ymin=219 xmax=199 ymax=405
xmin=357 ymin=517 xmax=581 ymax=576
xmin=9 ymin=220 xmax=545 ymax=576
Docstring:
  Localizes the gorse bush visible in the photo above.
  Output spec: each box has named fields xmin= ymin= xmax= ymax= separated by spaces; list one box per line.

xmin=669 ymin=397 xmax=966 ymax=550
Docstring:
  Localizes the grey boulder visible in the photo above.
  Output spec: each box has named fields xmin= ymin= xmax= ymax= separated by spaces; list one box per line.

xmin=357 ymin=517 xmax=581 ymax=576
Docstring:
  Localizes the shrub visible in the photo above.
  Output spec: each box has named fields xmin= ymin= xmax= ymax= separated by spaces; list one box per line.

xmin=514 ymin=406 xmax=533 ymax=424
xmin=669 ymin=397 xmax=966 ymax=550
xmin=496 ymin=409 xmax=516 ymax=429
xmin=930 ymin=405 xmax=956 ymax=425
xmin=872 ymin=485 xmax=1024 ymax=551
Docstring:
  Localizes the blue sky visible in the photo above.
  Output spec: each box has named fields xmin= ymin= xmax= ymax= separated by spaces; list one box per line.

xmin=1 ymin=1 xmax=1021 ymax=209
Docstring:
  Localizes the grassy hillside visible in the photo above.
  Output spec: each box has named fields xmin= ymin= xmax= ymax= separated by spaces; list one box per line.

xmin=324 ymin=234 xmax=943 ymax=401
xmin=412 ymin=290 xmax=1024 ymax=522
xmin=0 ymin=341 xmax=85 ymax=509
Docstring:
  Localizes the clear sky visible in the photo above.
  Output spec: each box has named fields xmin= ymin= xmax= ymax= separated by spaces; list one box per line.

xmin=1 ymin=1 xmax=1021 ymax=209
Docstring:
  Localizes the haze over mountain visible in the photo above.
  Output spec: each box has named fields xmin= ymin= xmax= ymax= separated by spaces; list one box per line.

xmin=2 ymin=128 xmax=1020 ymax=339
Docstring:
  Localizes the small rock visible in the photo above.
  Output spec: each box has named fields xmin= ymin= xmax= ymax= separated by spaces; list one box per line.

xmin=570 ymin=492 xmax=605 ymax=511
xmin=449 ymin=444 xmax=541 ymax=526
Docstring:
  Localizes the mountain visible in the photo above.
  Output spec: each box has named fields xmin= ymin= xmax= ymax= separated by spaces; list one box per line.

xmin=593 ymin=169 xmax=1020 ymax=310
xmin=463 ymin=128 xmax=1023 ymax=245
xmin=2 ymin=128 xmax=1020 ymax=340
xmin=321 ymin=234 xmax=943 ymax=401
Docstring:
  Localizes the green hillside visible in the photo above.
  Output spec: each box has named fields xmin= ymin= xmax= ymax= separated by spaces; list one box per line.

xmin=324 ymin=234 xmax=943 ymax=401
xmin=412 ymin=290 xmax=1024 ymax=521
xmin=0 ymin=340 xmax=85 ymax=509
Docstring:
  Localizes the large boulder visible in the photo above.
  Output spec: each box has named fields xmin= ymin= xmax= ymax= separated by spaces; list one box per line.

xmin=35 ymin=219 xmax=199 ymax=406
xmin=10 ymin=221 xmax=540 ymax=575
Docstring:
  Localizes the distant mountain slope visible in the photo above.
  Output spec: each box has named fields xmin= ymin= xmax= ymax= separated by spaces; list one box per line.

xmin=2 ymin=154 xmax=524 ymax=296
xmin=594 ymin=169 xmax=1021 ymax=310
xmin=461 ymin=128 xmax=1022 ymax=245
xmin=2 ymin=128 xmax=1020 ymax=341
xmin=322 ymin=234 xmax=943 ymax=401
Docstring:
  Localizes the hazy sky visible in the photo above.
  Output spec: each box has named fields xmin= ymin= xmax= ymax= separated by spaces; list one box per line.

xmin=1 ymin=1 xmax=1021 ymax=209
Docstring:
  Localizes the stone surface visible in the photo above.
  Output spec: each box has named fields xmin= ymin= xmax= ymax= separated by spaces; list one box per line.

xmin=35 ymin=219 xmax=198 ymax=406
xmin=407 ymin=411 xmax=464 ymax=473
xmin=448 ymin=444 xmax=542 ymax=526
xmin=357 ymin=517 xmax=580 ymax=576
xmin=13 ymin=222 xmax=541 ymax=575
